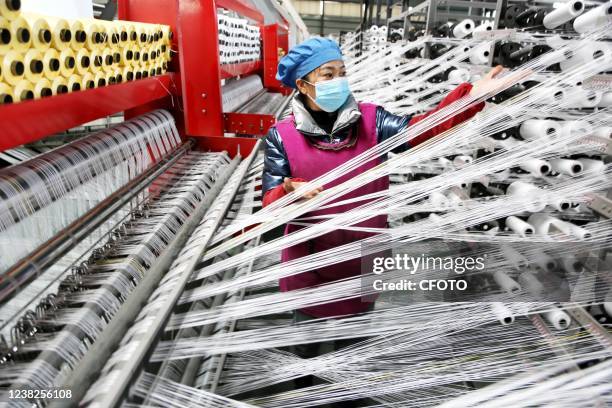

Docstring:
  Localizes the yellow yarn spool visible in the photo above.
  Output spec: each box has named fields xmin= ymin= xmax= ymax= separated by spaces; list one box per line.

xmin=0 ymin=0 xmax=20 ymax=20
xmin=42 ymin=48 xmax=61 ymax=80
xmin=121 ymin=66 xmax=133 ymax=82
xmin=59 ymin=48 xmax=76 ymax=77
xmin=33 ymin=77 xmax=52 ymax=99
xmin=79 ymin=19 xmax=104 ymax=51
xmin=1 ymin=50 xmax=25 ymax=85
xmin=105 ymin=70 xmax=117 ymax=86
xmin=130 ymin=44 xmax=141 ymax=67
xmin=51 ymin=76 xmax=68 ymax=95
xmin=69 ymin=19 xmax=87 ymax=51
xmin=0 ymin=81 xmax=14 ymax=104
xmin=90 ymin=48 xmax=105 ymax=72
xmin=112 ymin=68 xmax=123 ymax=83
xmin=133 ymin=68 xmax=142 ymax=80
xmin=0 ymin=16 xmax=11 ymax=55
xmin=81 ymin=72 xmax=95 ymax=89
xmin=74 ymin=48 xmax=90 ymax=75
xmin=160 ymin=25 xmax=172 ymax=43
xmin=21 ymin=13 xmax=53 ymax=51
xmin=99 ymin=21 xmax=120 ymax=49
xmin=111 ymin=48 xmax=121 ymax=67
xmin=66 ymin=73 xmax=81 ymax=92
xmin=14 ymin=79 xmax=34 ymax=101
xmin=93 ymin=71 xmax=106 ymax=87
xmin=41 ymin=15 xmax=74 ymax=51
xmin=101 ymin=48 xmax=115 ymax=72
xmin=23 ymin=49 xmax=44 ymax=82
xmin=10 ymin=16 xmax=32 ymax=53
xmin=116 ymin=23 xmax=128 ymax=47
xmin=120 ymin=46 xmax=133 ymax=67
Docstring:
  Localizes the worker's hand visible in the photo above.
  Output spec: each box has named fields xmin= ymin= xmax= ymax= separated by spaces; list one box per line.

xmin=470 ymin=66 xmax=533 ymax=98
xmin=283 ymin=177 xmax=323 ymax=199
xmin=469 ymin=65 xmax=505 ymax=97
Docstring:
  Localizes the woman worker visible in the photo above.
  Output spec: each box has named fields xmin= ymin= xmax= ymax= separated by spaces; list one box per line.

xmin=262 ymin=37 xmax=503 ymax=323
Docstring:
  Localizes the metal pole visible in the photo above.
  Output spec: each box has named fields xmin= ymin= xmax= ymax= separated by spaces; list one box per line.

xmin=320 ymin=0 xmax=326 ymax=36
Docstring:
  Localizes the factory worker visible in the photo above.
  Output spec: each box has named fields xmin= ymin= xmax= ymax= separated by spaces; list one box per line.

xmin=262 ymin=37 xmax=504 ymax=321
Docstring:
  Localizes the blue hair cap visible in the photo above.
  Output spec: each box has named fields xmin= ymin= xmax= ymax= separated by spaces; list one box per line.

xmin=276 ymin=37 xmax=343 ymax=89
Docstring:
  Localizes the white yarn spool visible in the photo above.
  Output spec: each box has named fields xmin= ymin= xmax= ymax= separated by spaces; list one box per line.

xmin=549 ymin=197 xmax=572 ymax=212
xmin=473 ymin=21 xmax=494 ymax=33
xmin=604 ymin=290 xmax=612 ymax=317
xmin=520 ymin=158 xmax=551 ymax=177
xmin=528 ymin=213 xmax=573 ymax=236
xmin=544 ymin=308 xmax=571 ymax=330
xmin=593 ymin=127 xmax=611 ymax=138
xmin=561 ymin=256 xmax=583 ymax=274
xmin=604 ymin=302 xmax=612 ymax=318
xmin=519 ymin=271 xmax=545 ymax=296
xmin=532 ymin=251 xmax=558 ymax=272
xmin=493 ymin=271 xmax=522 ymax=294
xmin=543 ymin=0 xmax=585 ymax=29
xmin=519 ymin=119 xmax=561 ymax=140
xmin=453 ymin=155 xmax=473 ymax=167
xmin=546 ymin=35 xmax=567 ymax=49
xmin=501 ymin=244 xmax=529 ymax=270
xmin=370 ymin=35 xmax=379 ymax=44
xmin=438 ymin=157 xmax=453 ymax=168
xmin=550 ymin=158 xmax=583 ymax=176
xmin=560 ymin=41 xmax=611 ymax=72
xmin=573 ymin=1 xmax=612 ymax=33
xmin=491 ymin=302 xmax=515 ymax=325
xmin=428 ymin=213 xmax=444 ymax=224
xmin=379 ymin=25 xmax=388 ymax=34
xmin=469 ymin=42 xmax=491 ymax=65
xmin=369 ymin=25 xmax=379 ymax=33
xmin=377 ymin=35 xmax=387 ymax=43
xmin=429 ymin=191 xmax=449 ymax=208
xmin=506 ymin=181 xmax=546 ymax=212
xmin=506 ymin=216 xmax=535 ymax=237
xmin=568 ymin=223 xmax=591 ymax=240
xmin=577 ymin=89 xmax=602 ymax=108
xmin=578 ymin=158 xmax=605 ymax=174
xmin=562 ymin=120 xmax=593 ymax=138
xmin=447 ymin=68 xmax=470 ymax=84
xmin=396 ymin=28 xmax=404 ymax=36
xmin=597 ymin=92 xmax=612 ymax=107
xmin=452 ymin=19 xmax=475 ymax=38
xmin=446 ymin=190 xmax=464 ymax=206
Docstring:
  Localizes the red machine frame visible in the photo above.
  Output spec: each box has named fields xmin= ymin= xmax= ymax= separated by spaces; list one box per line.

xmin=0 ymin=0 xmax=291 ymax=158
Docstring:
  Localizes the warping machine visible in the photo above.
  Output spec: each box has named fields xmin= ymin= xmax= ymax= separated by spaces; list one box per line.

xmin=0 ymin=0 xmax=293 ymax=406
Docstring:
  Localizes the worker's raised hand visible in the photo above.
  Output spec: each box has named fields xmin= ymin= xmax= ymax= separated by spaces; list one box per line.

xmin=283 ymin=177 xmax=323 ymax=199
xmin=469 ymin=65 xmax=506 ymax=97
xmin=470 ymin=65 xmax=533 ymax=98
